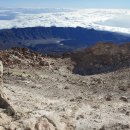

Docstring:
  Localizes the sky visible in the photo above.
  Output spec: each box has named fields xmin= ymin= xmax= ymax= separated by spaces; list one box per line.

xmin=0 ymin=0 xmax=130 ymax=9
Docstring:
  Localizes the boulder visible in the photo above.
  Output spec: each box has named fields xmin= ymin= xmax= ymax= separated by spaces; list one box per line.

xmin=35 ymin=117 xmax=56 ymax=130
xmin=120 ymin=96 xmax=128 ymax=102
xmin=105 ymin=94 xmax=112 ymax=101
xmin=8 ymin=117 xmax=57 ymax=130
xmin=0 ymin=126 xmax=5 ymax=130
xmin=39 ymin=60 xmax=50 ymax=66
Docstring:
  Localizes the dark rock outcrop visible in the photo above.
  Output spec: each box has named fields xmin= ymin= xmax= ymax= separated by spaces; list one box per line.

xmin=71 ymin=42 xmax=130 ymax=75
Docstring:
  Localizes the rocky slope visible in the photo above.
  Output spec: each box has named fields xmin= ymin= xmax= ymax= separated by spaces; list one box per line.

xmin=0 ymin=44 xmax=130 ymax=130
xmin=71 ymin=42 xmax=130 ymax=75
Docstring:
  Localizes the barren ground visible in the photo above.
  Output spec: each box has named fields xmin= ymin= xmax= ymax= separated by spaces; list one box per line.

xmin=1 ymin=57 xmax=130 ymax=130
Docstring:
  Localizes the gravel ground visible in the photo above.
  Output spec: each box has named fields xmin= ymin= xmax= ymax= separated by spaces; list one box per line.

xmin=0 ymin=57 xmax=130 ymax=130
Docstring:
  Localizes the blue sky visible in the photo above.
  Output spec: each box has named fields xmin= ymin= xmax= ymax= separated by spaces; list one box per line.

xmin=0 ymin=0 xmax=130 ymax=9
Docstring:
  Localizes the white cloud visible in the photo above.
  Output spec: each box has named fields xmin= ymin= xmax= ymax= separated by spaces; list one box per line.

xmin=0 ymin=8 xmax=130 ymax=34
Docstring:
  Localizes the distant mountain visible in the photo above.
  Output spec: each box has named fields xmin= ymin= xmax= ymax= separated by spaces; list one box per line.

xmin=0 ymin=27 xmax=130 ymax=54
xmin=0 ymin=26 xmax=129 ymax=53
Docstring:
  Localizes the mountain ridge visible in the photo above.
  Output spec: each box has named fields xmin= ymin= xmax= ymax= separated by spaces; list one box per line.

xmin=0 ymin=27 xmax=130 ymax=54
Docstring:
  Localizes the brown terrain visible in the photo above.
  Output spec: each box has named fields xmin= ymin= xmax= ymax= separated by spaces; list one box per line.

xmin=0 ymin=43 xmax=130 ymax=130
xmin=71 ymin=42 xmax=130 ymax=75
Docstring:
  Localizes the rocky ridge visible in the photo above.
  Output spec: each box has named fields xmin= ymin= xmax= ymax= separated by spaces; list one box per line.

xmin=71 ymin=42 xmax=130 ymax=75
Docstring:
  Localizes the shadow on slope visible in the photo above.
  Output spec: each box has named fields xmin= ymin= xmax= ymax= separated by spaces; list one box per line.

xmin=1 ymin=27 xmax=130 ymax=54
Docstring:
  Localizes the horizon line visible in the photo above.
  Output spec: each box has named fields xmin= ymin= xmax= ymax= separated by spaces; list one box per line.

xmin=0 ymin=7 xmax=130 ymax=10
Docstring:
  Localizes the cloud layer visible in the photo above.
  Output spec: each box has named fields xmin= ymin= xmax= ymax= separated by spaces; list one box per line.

xmin=0 ymin=8 xmax=130 ymax=34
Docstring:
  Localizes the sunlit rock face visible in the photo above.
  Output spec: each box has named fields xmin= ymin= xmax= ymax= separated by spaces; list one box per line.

xmin=0 ymin=61 xmax=3 ymax=94
xmin=0 ymin=8 xmax=130 ymax=34
xmin=0 ymin=61 xmax=6 ymax=109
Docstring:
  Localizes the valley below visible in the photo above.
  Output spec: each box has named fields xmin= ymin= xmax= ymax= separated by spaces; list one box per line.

xmin=0 ymin=27 xmax=130 ymax=54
